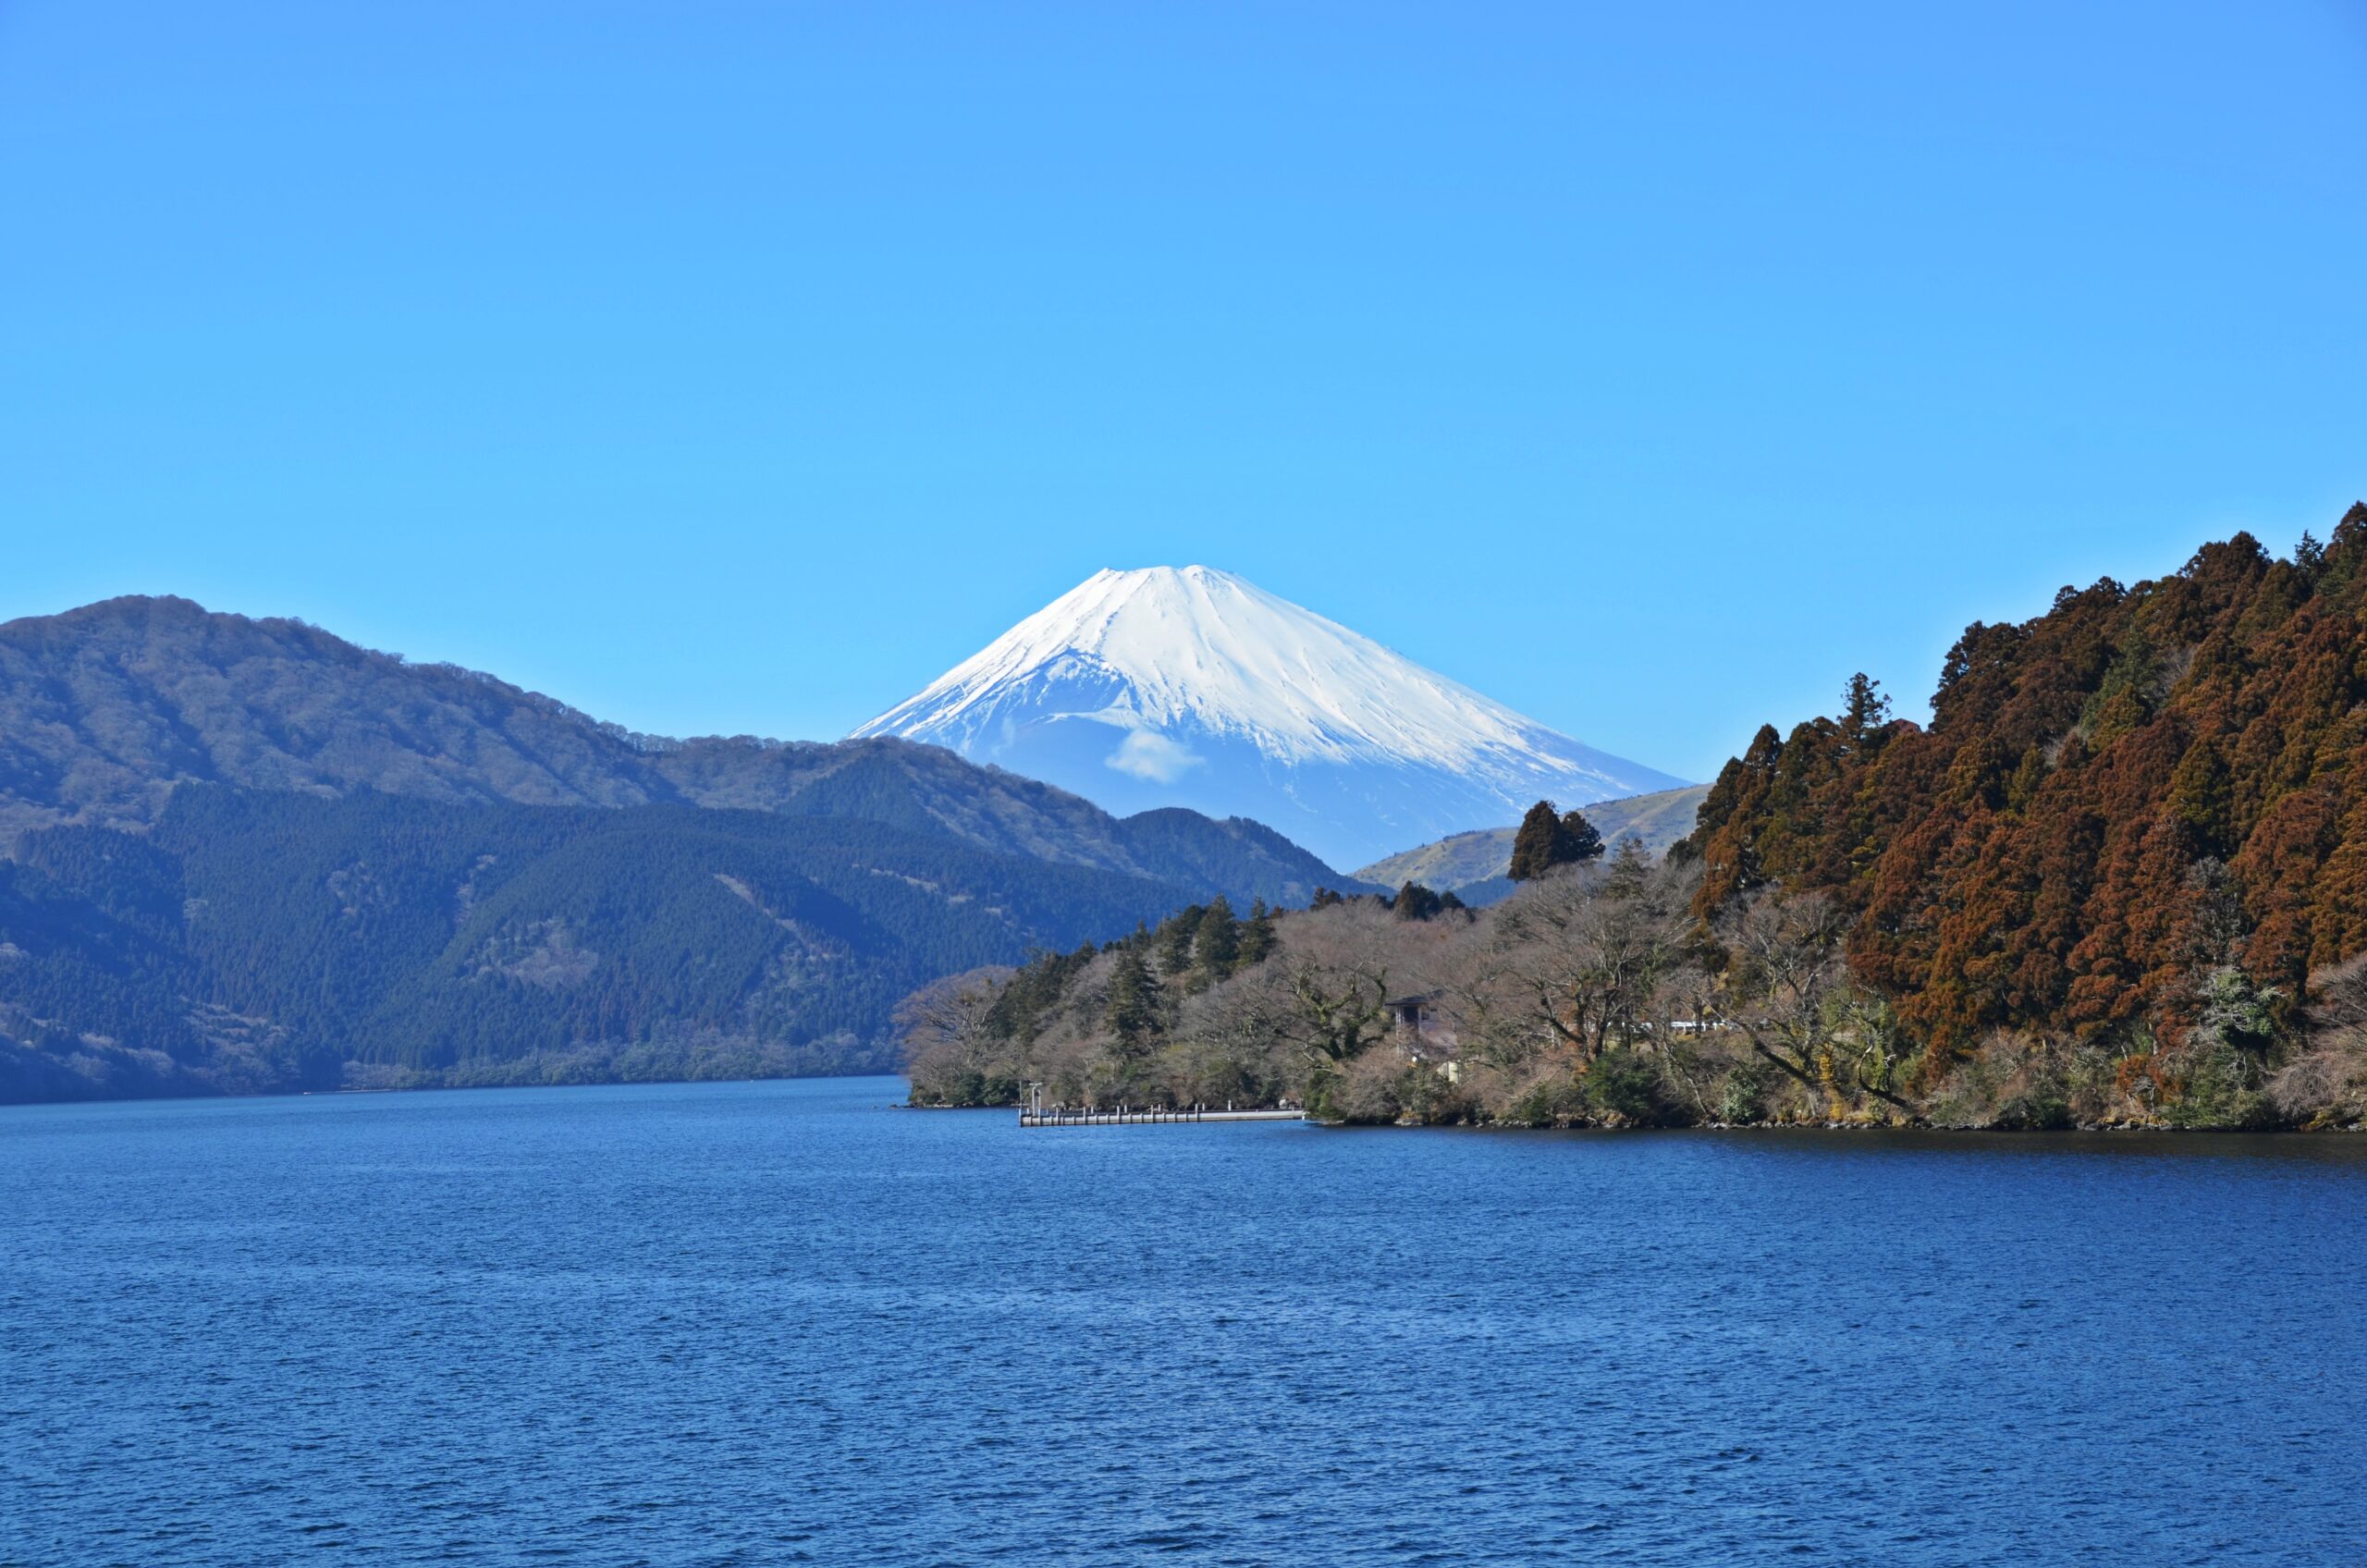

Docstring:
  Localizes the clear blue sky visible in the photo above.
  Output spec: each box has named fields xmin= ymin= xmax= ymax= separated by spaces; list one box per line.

xmin=4 ymin=2 xmax=2361 ymax=782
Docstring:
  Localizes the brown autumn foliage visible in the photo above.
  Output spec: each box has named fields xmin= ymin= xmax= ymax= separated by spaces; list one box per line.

xmin=1686 ymin=505 xmax=2367 ymax=1081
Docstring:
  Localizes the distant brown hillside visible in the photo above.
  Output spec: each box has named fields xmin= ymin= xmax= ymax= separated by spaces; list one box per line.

xmin=1355 ymin=784 xmax=1711 ymax=902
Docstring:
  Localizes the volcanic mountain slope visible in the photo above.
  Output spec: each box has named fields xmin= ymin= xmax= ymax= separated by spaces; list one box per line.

xmin=854 ymin=566 xmax=1686 ymax=869
xmin=0 ymin=595 xmax=1353 ymax=908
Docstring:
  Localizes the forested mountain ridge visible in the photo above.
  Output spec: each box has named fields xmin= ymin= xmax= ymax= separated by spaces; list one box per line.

xmin=0 ymin=787 xmax=1203 ymax=1102
xmin=1687 ymin=507 xmax=2367 ymax=1087
xmin=0 ymin=594 xmax=1356 ymax=907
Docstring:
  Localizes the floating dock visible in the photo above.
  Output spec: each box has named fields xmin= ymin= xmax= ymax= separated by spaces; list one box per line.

xmin=1018 ymin=1105 xmax=1304 ymax=1127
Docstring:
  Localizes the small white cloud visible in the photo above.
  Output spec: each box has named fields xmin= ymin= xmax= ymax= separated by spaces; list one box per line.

xmin=1105 ymin=729 xmax=1205 ymax=785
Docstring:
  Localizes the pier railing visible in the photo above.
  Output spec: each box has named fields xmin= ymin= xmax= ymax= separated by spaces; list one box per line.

xmin=1018 ymin=1103 xmax=1305 ymax=1128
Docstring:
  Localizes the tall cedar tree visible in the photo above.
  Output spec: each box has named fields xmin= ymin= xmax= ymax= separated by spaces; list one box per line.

xmin=1104 ymin=946 xmax=1161 ymax=1048
xmin=1237 ymin=899 xmax=1277 ymax=964
xmin=1509 ymin=800 xmax=1608 ymax=879
xmin=1193 ymin=895 xmax=1240 ymax=975
xmin=1154 ymin=905 xmax=1203 ymax=975
xmin=1559 ymin=809 xmax=1607 ymax=864
xmin=1392 ymin=882 xmax=1443 ymax=921
xmin=1507 ymin=802 xmax=1563 ymax=880
xmin=1840 ymin=672 xmax=1891 ymax=748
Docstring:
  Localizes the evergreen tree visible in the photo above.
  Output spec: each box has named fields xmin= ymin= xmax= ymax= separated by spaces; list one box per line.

xmin=1603 ymin=836 xmax=1652 ymax=899
xmin=1156 ymin=905 xmax=1205 ymax=975
xmin=1193 ymin=895 xmax=1240 ymax=974
xmin=2195 ymin=963 xmax=2280 ymax=1055
xmin=2005 ymin=748 xmax=2048 ymax=814
xmin=1559 ymin=809 xmax=1607 ymax=865
xmin=2168 ymin=738 xmax=2235 ymax=858
xmin=2296 ymin=530 xmax=2325 ymax=578
xmin=1840 ymin=672 xmax=1892 ymax=749
xmin=1237 ymin=899 xmax=1277 ymax=965
xmin=2082 ymin=630 xmax=2160 ymax=748
xmin=2317 ymin=503 xmax=2367 ymax=596
xmin=1392 ymin=882 xmax=1442 ymax=921
xmin=1507 ymin=801 xmax=1564 ymax=881
xmin=1104 ymin=945 xmax=1162 ymax=1049
xmin=1511 ymin=800 xmax=1609 ymax=880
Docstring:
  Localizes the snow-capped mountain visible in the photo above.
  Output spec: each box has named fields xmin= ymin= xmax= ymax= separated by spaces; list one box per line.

xmin=852 ymin=566 xmax=1687 ymax=871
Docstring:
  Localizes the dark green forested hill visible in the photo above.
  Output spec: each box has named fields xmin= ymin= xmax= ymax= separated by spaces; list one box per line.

xmin=0 ymin=787 xmax=1199 ymax=1103
xmin=0 ymin=595 xmax=1358 ymax=908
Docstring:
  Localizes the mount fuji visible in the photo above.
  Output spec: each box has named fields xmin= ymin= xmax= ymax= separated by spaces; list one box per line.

xmin=853 ymin=567 xmax=1687 ymax=871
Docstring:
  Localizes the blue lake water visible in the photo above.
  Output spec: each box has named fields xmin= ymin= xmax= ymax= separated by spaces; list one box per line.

xmin=3 ymin=1077 xmax=2364 ymax=1567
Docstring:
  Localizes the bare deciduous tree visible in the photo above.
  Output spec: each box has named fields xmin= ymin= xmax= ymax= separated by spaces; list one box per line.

xmin=1712 ymin=891 xmax=1907 ymax=1114
xmin=1476 ymin=859 xmax=1693 ymax=1063
xmin=894 ymin=966 xmax=1012 ymax=1076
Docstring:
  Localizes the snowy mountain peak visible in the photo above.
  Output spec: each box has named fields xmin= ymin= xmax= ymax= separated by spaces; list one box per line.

xmin=853 ymin=568 xmax=1686 ymax=871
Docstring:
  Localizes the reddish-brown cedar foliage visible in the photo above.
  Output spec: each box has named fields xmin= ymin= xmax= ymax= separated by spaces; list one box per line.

xmin=1686 ymin=506 xmax=2367 ymax=1062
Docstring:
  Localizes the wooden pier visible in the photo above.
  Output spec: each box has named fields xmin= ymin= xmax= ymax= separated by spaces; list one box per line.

xmin=1017 ymin=1090 xmax=1303 ymax=1128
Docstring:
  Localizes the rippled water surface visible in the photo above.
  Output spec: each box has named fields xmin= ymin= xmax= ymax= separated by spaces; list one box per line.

xmin=5 ymin=1078 xmax=2364 ymax=1566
